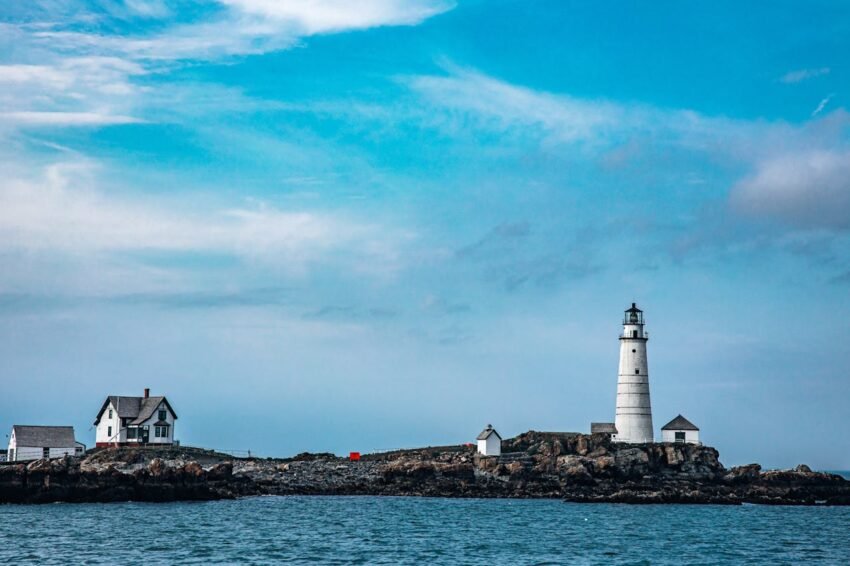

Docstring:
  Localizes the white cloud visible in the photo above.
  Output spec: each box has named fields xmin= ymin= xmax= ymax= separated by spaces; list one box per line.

xmin=780 ymin=67 xmax=830 ymax=84
xmin=1 ymin=1 xmax=454 ymax=133
xmin=23 ymin=0 xmax=454 ymax=62
xmin=730 ymin=150 xmax=850 ymax=230
xmin=406 ymin=67 xmax=850 ymax=238
xmin=220 ymin=0 xmax=455 ymax=34
xmin=0 ymin=160 xmax=408 ymax=276
xmin=0 ymin=57 xmax=147 ymax=129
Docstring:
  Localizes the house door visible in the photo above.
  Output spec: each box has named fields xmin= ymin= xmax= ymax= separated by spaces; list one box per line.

xmin=141 ymin=428 xmax=150 ymax=444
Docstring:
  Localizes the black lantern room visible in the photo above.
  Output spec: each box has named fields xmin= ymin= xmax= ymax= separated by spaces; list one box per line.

xmin=623 ymin=303 xmax=644 ymax=325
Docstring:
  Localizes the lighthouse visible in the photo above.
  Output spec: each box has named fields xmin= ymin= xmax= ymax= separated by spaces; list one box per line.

xmin=613 ymin=303 xmax=654 ymax=443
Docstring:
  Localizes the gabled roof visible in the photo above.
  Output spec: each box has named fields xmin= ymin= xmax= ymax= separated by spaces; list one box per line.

xmin=130 ymin=396 xmax=167 ymax=425
xmin=591 ymin=422 xmax=618 ymax=434
xmin=12 ymin=425 xmax=76 ymax=447
xmin=93 ymin=395 xmax=177 ymax=425
xmin=477 ymin=424 xmax=502 ymax=441
xmin=661 ymin=414 xmax=699 ymax=431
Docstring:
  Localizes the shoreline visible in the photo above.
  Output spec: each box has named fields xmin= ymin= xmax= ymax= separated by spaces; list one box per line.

xmin=2 ymin=432 xmax=848 ymax=506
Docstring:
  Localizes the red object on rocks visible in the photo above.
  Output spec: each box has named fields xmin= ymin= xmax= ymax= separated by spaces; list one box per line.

xmin=349 ymin=452 xmax=361 ymax=461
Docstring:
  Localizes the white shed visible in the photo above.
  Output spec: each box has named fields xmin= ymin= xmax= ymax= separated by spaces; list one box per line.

xmin=661 ymin=414 xmax=700 ymax=445
xmin=476 ymin=424 xmax=502 ymax=456
xmin=7 ymin=426 xmax=79 ymax=462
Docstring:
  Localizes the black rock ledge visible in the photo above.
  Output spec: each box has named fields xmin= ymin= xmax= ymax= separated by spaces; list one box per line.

xmin=1 ymin=432 xmax=847 ymax=505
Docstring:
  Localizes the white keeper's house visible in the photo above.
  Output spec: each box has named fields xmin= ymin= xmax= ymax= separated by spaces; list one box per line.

xmin=476 ymin=424 xmax=502 ymax=456
xmin=94 ymin=389 xmax=178 ymax=447
xmin=7 ymin=425 xmax=85 ymax=462
xmin=661 ymin=414 xmax=700 ymax=445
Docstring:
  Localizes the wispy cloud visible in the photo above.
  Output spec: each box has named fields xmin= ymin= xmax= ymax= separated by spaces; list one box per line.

xmin=408 ymin=68 xmax=627 ymax=144
xmin=407 ymin=67 xmax=850 ymax=241
xmin=405 ymin=66 xmax=771 ymax=155
xmin=0 ymin=159 xmax=409 ymax=276
xmin=780 ymin=67 xmax=830 ymax=84
xmin=1 ymin=1 xmax=455 ymax=132
xmin=22 ymin=1 xmax=455 ymax=62
xmin=0 ymin=57 xmax=148 ymax=129
xmin=812 ymin=94 xmax=834 ymax=117
xmin=0 ymin=111 xmax=143 ymax=126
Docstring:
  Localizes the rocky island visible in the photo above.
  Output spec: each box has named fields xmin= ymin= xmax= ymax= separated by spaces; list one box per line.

xmin=1 ymin=431 xmax=847 ymax=505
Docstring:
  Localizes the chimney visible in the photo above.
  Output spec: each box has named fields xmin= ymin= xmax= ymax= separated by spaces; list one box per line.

xmin=144 ymin=388 xmax=150 ymax=399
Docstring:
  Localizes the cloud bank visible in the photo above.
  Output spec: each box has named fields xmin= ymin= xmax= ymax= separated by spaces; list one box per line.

xmin=730 ymin=150 xmax=850 ymax=230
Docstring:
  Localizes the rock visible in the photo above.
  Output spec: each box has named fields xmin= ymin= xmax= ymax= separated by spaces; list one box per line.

xmin=664 ymin=445 xmax=684 ymax=466
xmin=1 ymin=435 xmax=847 ymax=505
xmin=183 ymin=461 xmax=205 ymax=479
xmin=724 ymin=464 xmax=761 ymax=484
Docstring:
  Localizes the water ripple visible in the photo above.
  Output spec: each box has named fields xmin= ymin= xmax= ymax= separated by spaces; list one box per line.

xmin=1 ymin=497 xmax=848 ymax=564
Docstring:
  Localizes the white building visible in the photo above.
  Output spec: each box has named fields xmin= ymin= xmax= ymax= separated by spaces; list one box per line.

xmin=613 ymin=303 xmax=654 ymax=443
xmin=477 ymin=424 xmax=502 ymax=456
xmin=94 ymin=389 xmax=178 ymax=447
xmin=7 ymin=425 xmax=83 ymax=462
xmin=661 ymin=415 xmax=700 ymax=444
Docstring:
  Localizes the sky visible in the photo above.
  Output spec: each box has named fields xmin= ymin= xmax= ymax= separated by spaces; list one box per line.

xmin=1 ymin=0 xmax=849 ymax=469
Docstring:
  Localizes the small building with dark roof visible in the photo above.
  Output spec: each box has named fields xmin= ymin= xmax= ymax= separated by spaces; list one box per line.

xmin=661 ymin=414 xmax=700 ymax=445
xmin=7 ymin=425 xmax=82 ymax=462
xmin=476 ymin=424 xmax=502 ymax=456
xmin=93 ymin=388 xmax=178 ymax=447
xmin=591 ymin=422 xmax=618 ymax=436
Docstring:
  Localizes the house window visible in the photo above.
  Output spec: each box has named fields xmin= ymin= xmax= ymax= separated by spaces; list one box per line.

xmin=635 ymin=368 xmax=640 ymax=374
xmin=122 ymin=418 xmax=128 ymax=426
xmin=108 ymin=409 xmax=113 ymax=419
xmin=675 ymin=432 xmax=686 ymax=443
xmin=43 ymin=447 xmax=50 ymax=458
xmin=155 ymin=426 xmax=162 ymax=438
xmin=108 ymin=426 xmax=112 ymax=438
xmin=158 ymin=409 xmax=167 ymax=421
xmin=127 ymin=428 xmax=137 ymax=439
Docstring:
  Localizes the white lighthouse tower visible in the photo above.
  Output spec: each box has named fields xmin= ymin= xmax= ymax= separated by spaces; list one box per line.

xmin=613 ymin=303 xmax=654 ymax=443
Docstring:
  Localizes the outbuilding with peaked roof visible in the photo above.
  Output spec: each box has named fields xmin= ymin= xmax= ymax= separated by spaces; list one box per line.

xmin=7 ymin=425 xmax=81 ymax=462
xmin=661 ymin=414 xmax=700 ymax=444
xmin=476 ymin=424 xmax=502 ymax=456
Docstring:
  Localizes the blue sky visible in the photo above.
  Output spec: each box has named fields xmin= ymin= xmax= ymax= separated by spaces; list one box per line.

xmin=1 ymin=1 xmax=849 ymax=469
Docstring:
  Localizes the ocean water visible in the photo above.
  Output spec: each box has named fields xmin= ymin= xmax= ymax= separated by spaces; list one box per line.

xmin=1 ymin=496 xmax=849 ymax=565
